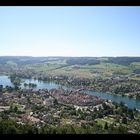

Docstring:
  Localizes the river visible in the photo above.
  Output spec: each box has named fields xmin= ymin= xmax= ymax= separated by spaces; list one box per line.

xmin=0 ymin=75 xmax=140 ymax=110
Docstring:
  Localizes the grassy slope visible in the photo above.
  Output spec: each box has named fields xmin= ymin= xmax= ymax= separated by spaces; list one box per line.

xmin=52 ymin=62 xmax=132 ymax=78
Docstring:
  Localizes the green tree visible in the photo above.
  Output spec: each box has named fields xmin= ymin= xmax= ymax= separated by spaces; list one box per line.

xmin=104 ymin=122 xmax=108 ymax=129
xmin=24 ymin=83 xmax=28 ymax=88
xmin=14 ymin=106 xmax=18 ymax=112
xmin=122 ymin=117 xmax=127 ymax=124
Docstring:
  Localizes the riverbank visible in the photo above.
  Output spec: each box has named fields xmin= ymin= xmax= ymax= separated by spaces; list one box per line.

xmin=0 ymin=75 xmax=140 ymax=109
xmin=69 ymin=85 xmax=137 ymax=100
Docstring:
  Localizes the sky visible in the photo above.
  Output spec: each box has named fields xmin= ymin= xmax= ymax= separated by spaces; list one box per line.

xmin=0 ymin=6 xmax=140 ymax=57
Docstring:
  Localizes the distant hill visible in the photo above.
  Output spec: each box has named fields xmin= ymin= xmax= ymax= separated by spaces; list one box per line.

xmin=0 ymin=56 xmax=140 ymax=66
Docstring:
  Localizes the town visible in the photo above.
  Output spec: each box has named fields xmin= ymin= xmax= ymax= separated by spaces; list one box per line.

xmin=0 ymin=83 xmax=140 ymax=134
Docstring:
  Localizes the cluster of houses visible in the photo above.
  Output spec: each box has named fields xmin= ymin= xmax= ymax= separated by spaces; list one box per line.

xmin=50 ymin=88 xmax=103 ymax=106
xmin=0 ymin=87 xmax=105 ymax=126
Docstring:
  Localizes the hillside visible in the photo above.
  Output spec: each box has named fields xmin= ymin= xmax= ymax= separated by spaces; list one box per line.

xmin=0 ymin=56 xmax=140 ymax=80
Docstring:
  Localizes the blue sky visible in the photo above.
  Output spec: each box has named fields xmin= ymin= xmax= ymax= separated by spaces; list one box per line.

xmin=0 ymin=6 xmax=140 ymax=57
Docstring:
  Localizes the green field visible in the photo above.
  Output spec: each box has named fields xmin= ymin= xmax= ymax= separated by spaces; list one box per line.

xmin=95 ymin=116 xmax=117 ymax=127
xmin=23 ymin=61 xmax=134 ymax=79
xmin=1 ymin=57 xmax=140 ymax=80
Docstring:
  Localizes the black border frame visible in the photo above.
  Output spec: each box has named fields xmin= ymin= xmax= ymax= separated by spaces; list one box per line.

xmin=0 ymin=0 xmax=140 ymax=6
xmin=0 ymin=1 xmax=140 ymax=139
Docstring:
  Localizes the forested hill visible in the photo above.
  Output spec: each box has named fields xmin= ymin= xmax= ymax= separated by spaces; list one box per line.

xmin=0 ymin=56 xmax=140 ymax=66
